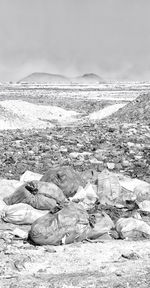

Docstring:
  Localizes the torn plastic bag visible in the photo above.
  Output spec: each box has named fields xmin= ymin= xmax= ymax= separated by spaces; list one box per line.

xmin=119 ymin=176 xmax=150 ymax=203
xmin=134 ymin=183 xmax=150 ymax=202
xmin=3 ymin=181 xmax=67 ymax=211
xmin=29 ymin=202 xmax=90 ymax=246
xmin=119 ymin=176 xmax=149 ymax=194
xmin=87 ymin=211 xmax=114 ymax=240
xmin=116 ymin=217 xmax=150 ymax=240
xmin=41 ymin=166 xmax=85 ymax=198
xmin=70 ymin=182 xmax=98 ymax=210
xmin=2 ymin=203 xmax=49 ymax=225
xmin=71 ymin=183 xmax=98 ymax=202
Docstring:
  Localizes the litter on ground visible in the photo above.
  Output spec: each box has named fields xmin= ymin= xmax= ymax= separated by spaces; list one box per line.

xmin=1 ymin=167 xmax=150 ymax=246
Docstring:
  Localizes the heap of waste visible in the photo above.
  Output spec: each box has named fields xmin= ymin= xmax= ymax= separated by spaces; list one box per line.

xmin=109 ymin=93 xmax=150 ymax=124
xmin=0 ymin=165 xmax=150 ymax=246
xmin=0 ymin=93 xmax=149 ymax=183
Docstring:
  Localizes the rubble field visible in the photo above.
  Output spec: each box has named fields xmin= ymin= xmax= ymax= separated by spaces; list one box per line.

xmin=0 ymin=83 xmax=150 ymax=288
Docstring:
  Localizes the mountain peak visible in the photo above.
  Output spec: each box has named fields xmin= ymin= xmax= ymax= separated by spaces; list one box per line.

xmin=19 ymin=72 xmax=71 ymax=84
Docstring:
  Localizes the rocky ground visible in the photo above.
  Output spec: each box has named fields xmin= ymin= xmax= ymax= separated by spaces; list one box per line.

xmin=110 ymin=93 xmax=150 ymax=124
xmin=0 ymin=84 xmax=150 ymax=287
xmin=0 ymin=111 xmax=149 ymax=183
xmin=1 ymin=235 xmax=150 ymax=288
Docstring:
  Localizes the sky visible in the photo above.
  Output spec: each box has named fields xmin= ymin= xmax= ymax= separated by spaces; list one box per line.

xmin=0 ymin=0 xmax=150 ymax=81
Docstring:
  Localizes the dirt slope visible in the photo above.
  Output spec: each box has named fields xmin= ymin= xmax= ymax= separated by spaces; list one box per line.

xmin=109 ymin=93 xmax=150 ymax=123
xmin=0 ymin=100 xmax=79 ymax=130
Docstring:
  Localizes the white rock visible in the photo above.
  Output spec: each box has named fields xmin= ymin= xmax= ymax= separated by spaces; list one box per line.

xmin=107 ymin=163 xmax=115 ymax=170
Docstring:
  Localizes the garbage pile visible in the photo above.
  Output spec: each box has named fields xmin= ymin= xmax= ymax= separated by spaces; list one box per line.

xmin=0 ymin=100 xmax=149 ymax=184
xmin=109 ymin=93 xmax=150 ymax=124
xmin=0 ymin=166 xmax=150 ymax=246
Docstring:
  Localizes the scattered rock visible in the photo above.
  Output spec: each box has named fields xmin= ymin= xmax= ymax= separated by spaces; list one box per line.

xmin=107 ymin=163 xmax=115 ymax=170
xmin=121 ymin=252 xmax=140 ymax=260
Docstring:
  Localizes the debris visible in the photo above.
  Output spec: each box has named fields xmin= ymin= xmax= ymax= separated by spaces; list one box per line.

xmin=20 ymin=170 xmax=43 ymax=182
xmin=121 ymin=252 xmax=140 ymax=260
xmin=97 ymin=169 xmax=121 ymax=205
xmin=41 ymin=166 xmax=85 ymax=197
xmin=107 ymin=163 xmax=115 ymax=170
xmin=70 ymin=182 xmax=98 ymax=210
xmin=109 ymin=93 xmax=150 ymax=124
xmin=44 ymin=247 xmax=56 ymax=253
xmin=0 ymin=179 xmax=21 ymax=200
xmin=14 ymin=259 xmax=25 ymax=271
xmin=3 ymin=181 xmax=67 ymax=210
xmin=29 ymin=202 xmax=90 ymax=245
xmin=87 ymin=211 xmax=115 ymax=240
xmin=134 ymin=183 xmax=150 ymax=202
xmin=0 ymin=84 xmax=150 ymax=286
xmin=116 ymin=217 xmax=150 ymax=240
xmin=2 ymin=203 xmax=49 ymax=225
xmin=138 ymin=200 xmax=150 ymax=213
xmin=11 ymin=228 xmax=28 ymax=239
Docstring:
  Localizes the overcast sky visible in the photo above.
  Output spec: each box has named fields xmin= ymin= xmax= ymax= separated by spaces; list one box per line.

xmin=0 ymin=0 xmax=150 ymax=81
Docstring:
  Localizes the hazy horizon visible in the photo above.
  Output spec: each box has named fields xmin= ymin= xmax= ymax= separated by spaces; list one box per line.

xmin=0 ymin=0 xmax=150 ymax=82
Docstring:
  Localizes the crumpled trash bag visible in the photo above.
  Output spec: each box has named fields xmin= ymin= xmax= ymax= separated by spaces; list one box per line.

xmin=41 ymin=166 xmax=85 ymax=198
xmin=29 ymin=202 xmax=90 ymax=246
xmin=87 ymin=211 xmax=115 ymax=240
xmin=70 ymin=182 xmax=98 ymax=210
xmin=97 ymin=169 xmax=121 ymax=205
xmin=2 ymin=203 xmax=49 ymax=225
xmin=3 ymin=181 xmax=67 ymax=211
xmin=134 ymin=183 xmax=150 ymax=202
xmin=116 ymin=217 xmax=150 ymax=240
xmin=118 ymin=175 xmax=150 ymax=203
xmin=20 ymin=170 xmax=43 ymax=183
xmin=119 ymin=176 xmax=147 ymax=193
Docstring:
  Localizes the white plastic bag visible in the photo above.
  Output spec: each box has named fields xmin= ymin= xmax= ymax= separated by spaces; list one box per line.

xmin=2 ymin=203 xmax=49 ymax=225
xmin=20 ymin=171 xmax=43 ymax=183
xmin=116 ymin=217 xmax=150 ymax=239
xmin=70 ymin=182 xmax=98 ymax=210
xmin=97 ymin=169 xmax=121 ymax=204
xmin=119 ymin=177 xmax=148 ymax=193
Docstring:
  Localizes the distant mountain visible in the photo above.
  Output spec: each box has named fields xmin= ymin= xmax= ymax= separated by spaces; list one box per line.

xmin=72 ymin=73 xmax=104 ymax=84
xmin=19 ymin=72 xmax=71 ymax=84
xmin=19 ymin=72 xmax=105 ymax=85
